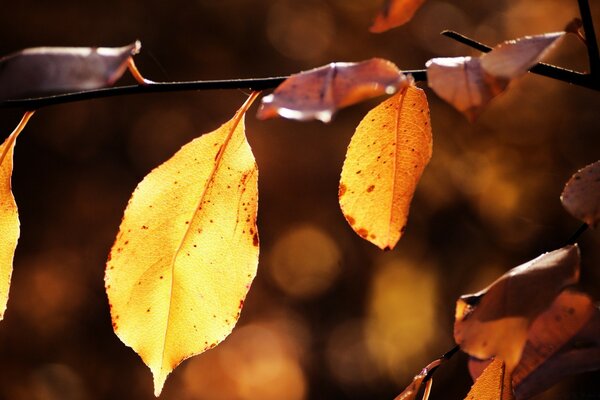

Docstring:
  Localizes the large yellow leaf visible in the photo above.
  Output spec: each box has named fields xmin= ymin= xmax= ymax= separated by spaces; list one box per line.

xmin=105 ymin=93 xmax=260 ymax=396
xmin=0 ymin=111 xmax=33 ymax=322
xmin=339 ymin=85 xmax=432 ymax=250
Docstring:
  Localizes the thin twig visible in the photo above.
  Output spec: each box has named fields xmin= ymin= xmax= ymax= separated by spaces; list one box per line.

xmin=441 ymin=30 xmax=598 ymax=90
xmin=578 ymin=0 xmax=600 ymax=75
xmin=422 ymin=345 xmax=461 ymax=384
xmin=0 ymin=69 xmax=428 ymax=110
xmin=566 ymin=223 xmax=589 ymax=245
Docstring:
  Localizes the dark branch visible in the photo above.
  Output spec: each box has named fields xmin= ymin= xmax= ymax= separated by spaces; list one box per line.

xmin=0 ymin=69 xmax=428 ymax=110
xmin=566 ymin=223 xmax=589 ymax=245
xmin=441 ymin=30 xmax=599 ymax=90
xmin=578 ymin=0 xmax=600 ymax=75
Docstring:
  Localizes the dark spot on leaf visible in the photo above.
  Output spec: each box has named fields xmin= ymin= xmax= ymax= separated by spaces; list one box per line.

xmin=346 ymin=215 xmax=355 ymax=225
xmin=357 ymin=228 xmax=368 ymax=238
xmin=339 ymin=184 xmax=347 ymax=196
xmin=367 ymin=185 xmax=375 ymax=193
xmin=356 ymin=170 xmax=362 ymax=175
xmin=160 ymin=276 xmax=164 ymax=280
xmin=253 ymin=232 xmax=259 ymax=247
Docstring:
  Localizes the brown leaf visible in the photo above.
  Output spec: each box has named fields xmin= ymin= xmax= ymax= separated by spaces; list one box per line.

xmin=427 ymin=32 xmax=565 ymax=120
xmin=513 ymin=291 xmax=600 ymax=399
xmin=370 ymin=0 xmax=427 ymax=33
xmin=339 ymin=84 xmax=432 ymax=249
xmin=454 ymin=245 xmax=580 ymax=371
xmin=561 ymin=160 xmax=600 ymax=227
xmin=257 ymin=58 xmax=409 ymax=123
xmin=394 ymin=358 xmax=442 ymax=400
xmin=465 ymin=359 xmax=515 ymax=400
xmin=0 ymin=42 xmax=140 ymax=101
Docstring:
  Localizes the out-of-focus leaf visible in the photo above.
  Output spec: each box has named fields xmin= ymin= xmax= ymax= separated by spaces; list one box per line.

xmin=426 ymin=57 xmax=507 ymax=121
xmin=370 ymin=0 xmax=427 ymax=33
xmin=454 ymin=245 xmax=580 ymax=370
xmin=561 ymin=160 xmax=600 ymax=227
xmin=257 ymin=58 xmax=409 ymax=123
xmin=105 ymin=93 xmax=260 ymax=396
xmin=480 ymin=32 xmax=565 ymax=78
xmin=0 ymin=42 xmax=140 ymax=101
xmin=339 ymin=85 xmax=432 ymax=250
xmin=0 ymin=111 xmax=34 ymax=322
xmin=513 ymin=291 xmax=600 ymax=399
xmin=427 ymin=32 xmax=565 ymax=120
xmin=465 ymin=358 xmax=514 ymax=400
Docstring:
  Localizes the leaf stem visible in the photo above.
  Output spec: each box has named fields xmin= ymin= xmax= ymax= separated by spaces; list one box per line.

xmin=578 ymin=0 xmax=600 ymax=76
xmin=0 ymin=69 xmax=428 ymax=110
xmin=441 ymin=30 xmax=599 ymax=90
xmin=0 ymin=111 xmax=35 ymax=165
xmin=566 ymin=223 xmax=589 ymax=245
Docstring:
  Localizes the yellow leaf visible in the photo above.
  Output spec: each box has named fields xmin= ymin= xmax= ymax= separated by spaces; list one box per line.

xmin=105 ymin=93 xmax=260 ymax=396
xmin=465 ymin=359 xmax=514 ymax=400
xmin=0 ymin=111 xmax=33 ymax=322
xmin=339 ymin=85 xmax=432 ymax=250
xmin=370 ymin=0 xmax=427 ymax=33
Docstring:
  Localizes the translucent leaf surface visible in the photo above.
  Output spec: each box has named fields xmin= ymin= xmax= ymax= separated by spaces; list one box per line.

xmin=370 ymin=0 xmax=427 ymax=33
xmin=0 ymin=42 xmax=139 ymax=101
xmin=561 ymin=160 xmax=600 ymax=227
xmin=257 ymin=58 xmax=409 ymax=123
xmin=105 ymin=94 xmax=260 ymax=396
xmin=454 ymin=245 xmax=580 ymax=370
xmin=339 ymin=85 xmax=432 ymax=249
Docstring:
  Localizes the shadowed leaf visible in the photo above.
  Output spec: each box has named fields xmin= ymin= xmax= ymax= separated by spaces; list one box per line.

xmin=0 ymin=42 xmax=140 ymax=101
xmin=257 ymin=58 xmax=409 ymax=123
xmin=370 ymin=0 xmax=427 ymax=33
xmin=105 ymin=93 xmax=260 ymax=396
xmin=339 ymin=85 xmax=432 ymax=249
xmin=561 ymin=160 xmax=600 ymax=227
xmin=454 ymin=245 xmax=580 ymax=371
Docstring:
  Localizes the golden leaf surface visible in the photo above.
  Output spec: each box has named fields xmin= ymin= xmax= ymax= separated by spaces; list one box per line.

xmin=257 ymin=58 xmax=409 ymax=123
xmin=0 ymin=112 xmax=33 ymax=321
xmin=339 ymin=85 xmax=432 ymax=250
xmin=561 ymin=160 xmax=600 ymax=227
xmin=454 ymin=245 xmax=580 ymax=371
xmin=370 ymin=0 xmax=427 ymax=33
xmin=465 ymin=359 xmax=514 ymax=400
xmin=105 ymin=94 xmax=260 ymax=396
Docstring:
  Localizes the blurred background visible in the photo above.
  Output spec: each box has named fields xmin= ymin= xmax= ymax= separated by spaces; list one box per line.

xmin=0 ymin=0 xmax=599 ymax=399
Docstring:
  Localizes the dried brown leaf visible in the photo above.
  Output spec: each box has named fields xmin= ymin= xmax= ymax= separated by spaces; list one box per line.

xmin=257 ymin=58 xmax=409 ymax=123
xmin=561 ymin=160 xmax=600 ymax=227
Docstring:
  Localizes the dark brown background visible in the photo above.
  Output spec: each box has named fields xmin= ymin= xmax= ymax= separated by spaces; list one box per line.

xmin=0 ymin=0 xmax=599 ymax=399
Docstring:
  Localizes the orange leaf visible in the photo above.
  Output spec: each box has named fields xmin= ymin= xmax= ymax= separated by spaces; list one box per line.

xmin=0 ymin=42 xmax=140 ymax=101
xmin=427 ymin=32 xmax=565 ymax=120
xmin=454 ymin=245 xmax=580 ymax=371
xmin=513 ymin=291 xmax=600 ymax=398
xmin=257 ymin=58 xmax=409 ymax=123
xmin=0 ymin=111 xmax=33 ymax=322
xmin=370 ymin=0 xmax=427 ymax=33
xmin=561 ymin=160 xmax=600 ymax=227
xmin=465 ymin=359 xmax=514 ymax=400
xmin=339 ymin=84 xmax=432 ymax=250
xmin=105 ymin=93 xmax=260 ymax=396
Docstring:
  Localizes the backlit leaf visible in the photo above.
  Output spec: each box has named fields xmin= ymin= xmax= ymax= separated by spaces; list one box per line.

xmin=0 ymin=42 xmax=140 ymax=101
xmin=561 ymin=160 xmax=600 ymax=227
xmin=465 ymin=359 xmax=514 ymax=400
xmin=339 ymin=84 xmax=432 ymax=250
xmin=257 ymin=58 xmax=409 ymax=123
xmin=105 ymin=93 xmax=260 ymax=396
xmin=0 ymin=112 xmax=34 ymax=322
xmin=512 ymin=290 xmax=599 ymax=398
xmin=427 ymin=32 xmax=565 ymax=120
xmin=370 ymin=0 xmax=427 ymax=33
xmin=454 ymin=245 xmax=580 ymax=371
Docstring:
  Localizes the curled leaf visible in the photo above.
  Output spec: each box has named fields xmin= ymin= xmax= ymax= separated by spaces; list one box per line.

xmin=339 ymin=84 xmax=432 ymax=250
xmin=257 ymin=58 xmax=409 ymax=123
xmin=370 ymin=0 xmax=427 ymax=33
xmin=513 ymin=291 xmax=600 ymax=399
xmin=105 ymin=94 xmax=260 ymax=396
xmin=427 ymin=32 xmax=565 ymax=120
xmin=454 ymin=245 xmax=580 ymax=370
xmin=0 ymin=42 xmax=140 ymax=101
xmin=0 ymin=111 xmax=34 ymax=322
xmin=465 ymin=359 xmax=514 ymax=400
xmin=561 ymin=160 xmax=600 ymax=227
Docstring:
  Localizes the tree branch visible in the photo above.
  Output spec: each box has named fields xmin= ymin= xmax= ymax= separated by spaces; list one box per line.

xmin=0 ymin=69 xmax=428 ymax=110
xmin=578 ymin=0 xmax=600 ymax=75
xmin=441 ymin=30 xmax=599 ymax=90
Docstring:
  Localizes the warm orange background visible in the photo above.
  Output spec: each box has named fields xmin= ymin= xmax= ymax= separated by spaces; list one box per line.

xmin=0 ymin=1 xmax=599 ymax=399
